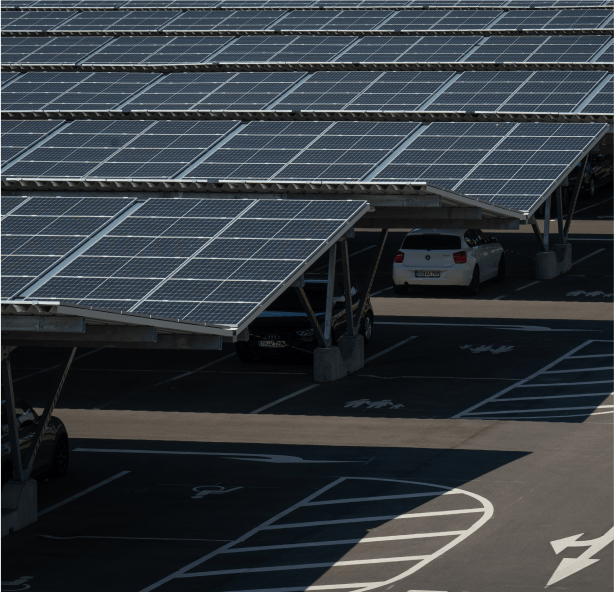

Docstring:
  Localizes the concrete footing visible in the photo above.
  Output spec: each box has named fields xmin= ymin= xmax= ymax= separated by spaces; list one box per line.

xmin=2 ymin=479 xmax=37 ymax=536
xmin=314 ymin=334 xmax=364 ymax=383
xmin=535 ymin=243 xmax=572 ymax=280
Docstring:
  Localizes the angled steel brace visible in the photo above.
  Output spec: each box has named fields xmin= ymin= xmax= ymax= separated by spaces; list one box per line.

xmin=2 ymin=356 xmax=26 ymax=482
xmin=542 ymin=195 xmax=551 ymax=252
xmin=556 ymin=186 xmax=565 ymax=244
xmin=294 ymin=287 xmax=326 ymax=349
xmin=531 ymin=218 xmax=547 ymax=252
xmin=23 ymin=347 xmax=76 ymax=477
xmin=564 ymin=154 xmax=589 ymax=240
xmin=353 ymin=228 xmax=388 ymax=331
xmin=323 ymin=243 xmax=337 ymax=348
xmin=339 ymin=239 xmax=355 ymax=338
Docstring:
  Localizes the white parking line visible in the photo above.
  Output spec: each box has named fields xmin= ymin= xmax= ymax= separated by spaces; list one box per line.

xmin=364 ymin=335 xmax=417 ymax=364
xmin=38 ymin=471 xmax=130 ymax=517
xmin=465 ymin=404 xmax=614 ymax=416
xmin=517 ymin=380 xmax=613 ymax=388
xmin=94 ymin=352 xmax=236 ymax=410
xmin=496 ymin=392 xmax=612 ymax=402
xmin=543 ymin=366 xmax=613 ymax=374
xmin=371 ymin=286 xmax=393 ymax=297
xmin=360 ymin=374 xmax=518 ymax=381
xmin=515 ymin=280 xmax=540 ymax=292
xmin=573 ymin=196 xmax=613 ymax=214
xmin=568 ymin=354 xmax=613 ymax=359
xmin=307 ymin=491 xmax=455 ymax=506
xmin=13 ymin=348 xmax=102 ymax=383
xmin=572 ymin=248 xmax=606 ymax=267
xmin=39 ymin=535 xmax=232 ymax=542
xmin=250 ymin=383 xmax=320 ymax=414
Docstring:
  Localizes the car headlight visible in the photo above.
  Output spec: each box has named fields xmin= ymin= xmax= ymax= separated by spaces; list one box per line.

xmin=296 ymin=329 xmax=314 ymax=337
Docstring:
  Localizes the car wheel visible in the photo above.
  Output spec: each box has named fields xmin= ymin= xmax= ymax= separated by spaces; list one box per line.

xmin=236 ymin=342 xmax=256 ymax=363
xmin=494 ymin=255 xmax=505 ymax=282
xmin=2 ymin=462 xmax=13 ymax=487
xmin=50 ymin=435 xmax=69 ymax=478
xmin=465 ymin=265 xmax=480 ymax=296
xmin=360 ymin=313 xmax=374 ymax=344
xmin=393 ymin=284 xmax=407 ymax=296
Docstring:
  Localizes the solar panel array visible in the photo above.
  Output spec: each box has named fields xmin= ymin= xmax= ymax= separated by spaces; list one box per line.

xmin=1 ymin=119 xmax=65 ymax=165
xmin=7 ymin=197 xmax=369 ymax=328
xmin=1 ymin=195 xmax=134 ymax=298
xmin=3 ymin=70 xmax=611 ymax=114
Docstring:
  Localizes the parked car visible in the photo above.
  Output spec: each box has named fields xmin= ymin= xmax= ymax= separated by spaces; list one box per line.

xmin=1 ymin=397 xmax=69 ymax=486
xmin=392 ymin=229 xmax=505 ymax=296
xmin=566 ymin=152 xmax=613 ymax=200
xmin=236 ymin=274 xmax=374 ymax=362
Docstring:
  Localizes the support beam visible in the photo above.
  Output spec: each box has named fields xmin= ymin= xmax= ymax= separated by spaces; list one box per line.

xmin=354 ymin=218 xmax=519 ymax=230
xmin=354 ymin=228 xmax=388 ymax=332
xmin=3 ymin=325 xmax=157 ymax=343
xmin=294 ymin=287 xmax=326 ymax=349
xmin=23 ymin=347 xmax=76 ymax=477
xmin=362 ymin=207 xmax=483 ymax=220
xmin=556 ymin=186 xmax=565 ymax=244
xmin=564 ymin=154 xmax=588 ymax=239
xmin=1 ymin=357 xmax=25 ymax=482
xmin=2 ymin=316 xmax=85 ymax=333
xmin=323 ymin=243 xmax=336 ymax=348
xmin=339 ymin=240 xmax=355 ymax=338
xmin=543 ymin=195 xmax=551 ymax=252
xmin=531 ymin=219 xmax=547 ymax=252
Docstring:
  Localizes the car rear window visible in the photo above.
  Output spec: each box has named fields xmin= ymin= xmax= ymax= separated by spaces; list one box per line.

xmin=401 ymin=234 xmax=461 ymax=250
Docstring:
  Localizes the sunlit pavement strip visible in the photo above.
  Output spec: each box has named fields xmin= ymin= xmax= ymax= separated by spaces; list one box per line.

xmin=138 ymin=477 xmax=493 ymax=592
xmin=452 ymin=340 xmax=614 ymax=420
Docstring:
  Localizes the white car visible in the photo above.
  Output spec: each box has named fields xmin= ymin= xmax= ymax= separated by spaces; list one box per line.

xmin=392 ymin=229 xmax=505 ymax=296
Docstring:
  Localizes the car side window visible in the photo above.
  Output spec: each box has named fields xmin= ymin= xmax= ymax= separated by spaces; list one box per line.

xmin=464 ymin=230 xmax=478 ymax=247
xmin=476 ymin=230 xmax=489 ymax=245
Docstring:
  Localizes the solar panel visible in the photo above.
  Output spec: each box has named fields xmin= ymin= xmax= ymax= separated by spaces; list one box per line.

xmin=1 ymin=10 xmax=77 ymax=32
xmin=491 ymin=8 xmax=611 ymax=29
xmin=274 ymin=70 xmax=454 ymax=110
xmin=465 ymin=35 xmax=611 ymax=63
xmin=373 ymin=122 xmax=607 ymax=213
xmin=22 ymin=197 xmax=369 ymax=329
xmin=162 ymin=10 xmax=286 ymax=31
xmin=2 ymin=120 xmax=240 ymax=179
xmin=82 ymin=36 xmax=230 ymax=65
xmin=593 ymin=44 xmax=613 ymax=63
xmin=1 ymin=196 xmax=134 ymax=299
xmin=273 ymin=9 xmax=392 ymax=30
xmin=30 ymin=0 xmax=125 ymax=6
xmin=428 ymin=71 xmax=607 ymax=113
xmin=54 ymin=10 xmax=180 ymax=31
xmin=212 ymin=35 xmax=356 ymax=63
xmin=1 ymin=196 xmax=29 ymax=218
xmin=579 ymin=79 xmax=613 ymax=113
xmin=338 ymin=35 xmax=481 ymax=63
xmin=1 ymin=36 xmax=111 ymax=66
xmin=1 ymin=119 xmax=66 ymax=166
xmin=182 ymin=120 xmax=419 ymax=182
xmin=379 ymin=9 xmax=499 ymax=30
xmin=121 ymin=71 xmax=305 ymax=111
xmin=1 ymin=71 xmax=160 ymax=112
xmin=1 ymin=73 xmax=21 ymax=87
xmin=122 ymin=0 xmax=220 ymax=7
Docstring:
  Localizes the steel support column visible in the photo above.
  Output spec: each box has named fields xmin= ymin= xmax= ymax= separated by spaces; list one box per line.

xmin=353 ymin=228 xmax=388 ymax=332
xmin=531 ymin=219 xmax=547 ymax=252
xmin=564 ymin=154 xmax=589 ymax=240
xmin=295 ymin=287 xmax=326 ymax=349
xmin=1 ymin=356 xmax=26 ymax=482
xmin=23 ymin=347 xmax=76 ymax=478
xmin=339 ymin=239 xmax=355 ymax=337
xmin=543 ymin=195 xmax=551 ymax=252
xmin=556 ymin=186 xmax=565 ymax=244
xmin=323 ymin=243 xmax=336 ymax=348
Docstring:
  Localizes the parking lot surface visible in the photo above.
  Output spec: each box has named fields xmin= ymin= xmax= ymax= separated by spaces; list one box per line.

xmin=2 ymin=194 xmax=612 ymax=592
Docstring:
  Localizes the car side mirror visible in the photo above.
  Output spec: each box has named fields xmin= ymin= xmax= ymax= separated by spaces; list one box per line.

xmin=489 ymin=237 xmax=498 ymax=243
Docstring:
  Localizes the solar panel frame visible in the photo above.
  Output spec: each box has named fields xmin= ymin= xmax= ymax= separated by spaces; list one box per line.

xmin=578 ymin=79 xmax=613 ymax=113
xmin=1 ymin=119 xmax=66 ymax=166
xmin=53 ymin=10 xmax=181 ymax=31
xmin=1 ymin=10 xmax=77 ymax=31
xmin=1 ymin=36 xmax=111 ymax=66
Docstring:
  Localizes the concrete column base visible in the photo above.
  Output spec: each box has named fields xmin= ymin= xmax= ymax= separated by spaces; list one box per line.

xmin=314 ymin=334 xmax=364 ymax=383
xmin=535 ymin=243 xmax=572 ymax=280
xmin=2 ymin=478 xmax=37 ymax=536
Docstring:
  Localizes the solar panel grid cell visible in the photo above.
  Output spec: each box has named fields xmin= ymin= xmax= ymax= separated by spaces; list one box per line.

xmin=1 ymin=10 xmax=77 ymax=32
xmin=54 ymin=10 xmax=180 ymax=31
xmin=579 ymin=79 xmax=614 ymax=113
xmin=1 ymin=119 xmax=66 ymax=165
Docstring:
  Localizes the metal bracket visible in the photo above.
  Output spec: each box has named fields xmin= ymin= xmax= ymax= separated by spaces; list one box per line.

xmin=23 ymin=347 xmax=76 ymax=477
xmin=339 ymin=239 xmax=355 ymax=338
xmin=353 ymin=228 xmax=388 ymax=331
xmin=294 ymin=287 xmax=326 ymax=349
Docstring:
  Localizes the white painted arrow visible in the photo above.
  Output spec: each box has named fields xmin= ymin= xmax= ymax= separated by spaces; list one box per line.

xmin=547 ymin=526 xmax=614 ymax=587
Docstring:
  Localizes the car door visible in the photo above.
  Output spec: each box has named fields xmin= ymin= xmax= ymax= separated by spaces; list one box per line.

xmin=464 ymin=230 xmax=484 ymax=274
xmin=476 ymin=229 xmax=496 ymax=278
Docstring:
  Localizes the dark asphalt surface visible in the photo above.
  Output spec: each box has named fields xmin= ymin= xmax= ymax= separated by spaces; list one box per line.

xmin=2 ymin=191 xmax=612 ymax=592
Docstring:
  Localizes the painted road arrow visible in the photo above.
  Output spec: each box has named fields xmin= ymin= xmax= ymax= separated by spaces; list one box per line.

xmin=547 ymin=526 xmax=614 ymax=587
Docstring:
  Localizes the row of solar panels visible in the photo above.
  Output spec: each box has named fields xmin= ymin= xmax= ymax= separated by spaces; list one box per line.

xmin=1 ymin=195 xmax=369 ymax=329
xmin=3 ymin=8 xmax=612 ymax=32
xmin=3 ymin=34 xmax=612 ymax=66
xmin=2 ymin=70 xmax=611 ymax=114
xmin=1 ymin=119 xmax=608 ymax=215
xmin=6 ymin=1 xmax=614 ymax=10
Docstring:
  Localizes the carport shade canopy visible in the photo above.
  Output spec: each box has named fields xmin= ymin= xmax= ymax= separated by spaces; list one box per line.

xmin=2 ymin=196 xmax=370 ymax=334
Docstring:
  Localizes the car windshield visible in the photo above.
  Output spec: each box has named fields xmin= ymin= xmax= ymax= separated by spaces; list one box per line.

xmin=401 ymin=234 xmax=461 ymax=250
xmin=266 ymin=283 xmax=328 ymax=313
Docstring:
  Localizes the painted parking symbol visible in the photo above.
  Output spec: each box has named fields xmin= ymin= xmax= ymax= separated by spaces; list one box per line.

xmin=566 ymin=290 xmax=613 ymax=298
xmin=345 ymin=399 xmax=404 ymax=409
xmin=1 ymin=576 xmax=33 ymax=591
xmin=547 ymin=526 xmax=614 ymax=587
xmin=460 ymin=345 xmax=514 ymax=354
xmin=191 ymin=485 xmax=243 ymax=499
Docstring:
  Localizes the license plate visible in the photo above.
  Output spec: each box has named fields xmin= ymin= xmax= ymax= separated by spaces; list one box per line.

xmin=415 ymin=271 xmax=440 ymax=278
xmin=258 ymin=340 xmax=286 ymax=348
